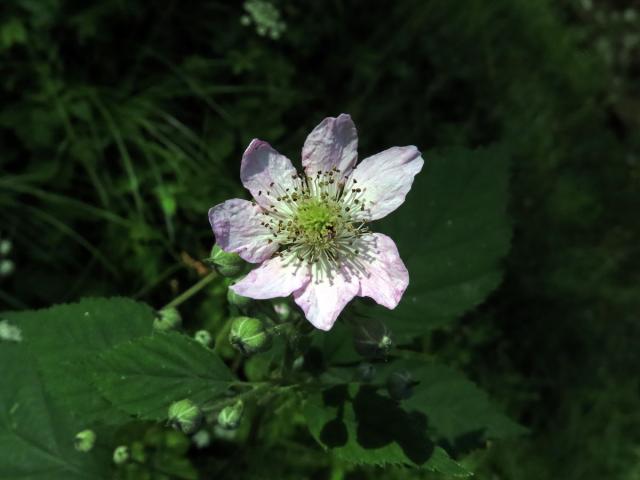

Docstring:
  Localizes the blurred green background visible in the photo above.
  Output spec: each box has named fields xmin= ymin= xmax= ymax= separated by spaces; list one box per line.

xmin=1 ymin=0 xmax=639 ymax=479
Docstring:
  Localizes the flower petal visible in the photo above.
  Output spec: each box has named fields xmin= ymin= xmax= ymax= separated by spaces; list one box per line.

xmin=209 ymin=199 xmax=278 ymax=263
xmin=232 ymin=255 xmax=311 ymax=299
xmin=302 ymin=114 xmax=358 ymax=178
xmin=241 ymin=139 xmax=300 ymax=210
xmin=350 ymin=146 xmax=424 ymax=221
xmin=293 ymin=267 xmax=360 ymax=331
xmin=350 ymin=233 xmax=409 ymax=309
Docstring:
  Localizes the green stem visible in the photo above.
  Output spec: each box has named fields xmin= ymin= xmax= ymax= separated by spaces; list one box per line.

xmin=162 ymin=271 xmax=216 ymax=310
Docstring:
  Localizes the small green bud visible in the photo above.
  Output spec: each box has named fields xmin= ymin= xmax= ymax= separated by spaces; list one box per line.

xmin=130 ymin=441 xmax=146 ymax=463
xmin=272 ymin=300 xmax=291 ymax=321
xmin=168 ymin=399 xmax=202 ymax=434
xmin=74 ymin=429 xmax=96 ymax=452
xmin=194 ymin=329 xmax=212 ymax=348
xmin=0 ymin=259 xmax=15 ymax=277
xmin=192 ymin=429 xmax=211 ymax=449
xmin=356 ymin=363 xmax=376 ymax=383
xmin=217 ymin=400 xmax=244 ymax=430
xmin=240 ymin=14 xmax=251 ymax=26
xmin=210 ymin=244 xmax=245 ymax=277
xmin=352 ymin=318 xmax=393 ymax=358
xmin=113 ymin=445 xmax=129 ymax=465
xmin=227 ymin=286 xmax=252 ymax=308
xmin=0 ymin=320 xmax=22 ymax=343
xmin=165 ymin=430 xmax=190 ymax=453
xmin=153 ymin=307 xmax=182 ymax=331
xmin=229 ymin=316 xmax=271 ymax=355
xmin=386 ymin=370 xmax=418 ymax=401
xmin=0 ymin=239 xmax=11 ymax=256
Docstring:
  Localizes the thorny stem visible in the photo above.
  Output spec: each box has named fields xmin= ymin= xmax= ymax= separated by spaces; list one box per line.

xmin=162 ymin=271 xmax=216 ymax=310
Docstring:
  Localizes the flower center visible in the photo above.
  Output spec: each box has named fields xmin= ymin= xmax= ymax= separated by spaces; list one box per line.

xmin=258 ymin=169 xmax=370 ymax=268
xmin=294 ymin=198 xmax=341 ymax=243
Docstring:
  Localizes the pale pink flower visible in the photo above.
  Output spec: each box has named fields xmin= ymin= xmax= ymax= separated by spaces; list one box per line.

xmin=209 ymin=114 xmax=424 ymax=331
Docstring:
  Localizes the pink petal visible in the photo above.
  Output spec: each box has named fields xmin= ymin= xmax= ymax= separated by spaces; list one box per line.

xmin=241 ymin=139 xmax=300 ymax=210
xmin=350 ymin=233 xmax=409 ymax=309
xmin=209 ymin=199 xmax=278 ymax=263
xmin=350 ymin=146 xmax=424 ymax=221
xmin=302 ymin=114 xmax=358 ymax=178
xmin=232 ymin=255 xmax=311 ymax=299
xmin=293 ymin=268 xmax=360 ymax=331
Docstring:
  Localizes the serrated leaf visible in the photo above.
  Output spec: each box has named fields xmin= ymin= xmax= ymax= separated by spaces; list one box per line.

xmin=304 ymin=384 xmax=470 ymax=476
xmin=357 ymin=146 xmax=511 ymax=338
xmin=380 ymin=359 xmax=527 ymax=450
xmin=2 ymin=297 xmax=155 ymax=424
xmin=91 ymin=332 xmax=235 ymax=420
xmin=0 ymin=343 xmax=111 ymax=480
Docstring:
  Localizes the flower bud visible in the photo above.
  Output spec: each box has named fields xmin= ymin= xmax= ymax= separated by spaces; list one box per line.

xmin=210 ymin=244 xmax=244 ymax=277
xmin=130 ymin=441 xmax=146 ymax=463
xmin=0 ymin=239 xmax=12 ymax=256
xmin=355 ymin=363 xmax=376 ymax=383
xmin=273 ymin=300 xmax=291 ymax=321
xmin=168 ymin=399 xmax=202 ymax=434
xmin=227 ymin=286 xmax=252 ymax=308
xmin=194 ymin=329 xmax=212 ymax=348
xmin=192 ymin=429 xmax=211 ymax=449
xmin=0 ymin=259 xmax=15 ymax=277
xmin=153 ymin=307 xmax=182 ymax=331
xmin=386 ymin=370 xmax=418 ymax=401
xmin=352 ymin=318 xmax=393 ymax=358
xmin=0 ymin=320 xmax=22 ymax=343
xmin=74 ymin=429 xmax=96 ymax=453
xmin=229 ymin=316 xmax=271 ymax=355
xmin=113 ymin=445 xmax=129 ymax=465
xmin=217 ymin=400 xmax=244 ymax=430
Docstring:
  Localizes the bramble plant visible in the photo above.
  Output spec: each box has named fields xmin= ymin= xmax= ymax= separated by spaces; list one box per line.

xmin=0 ymin=113 xmax=522 ymax=479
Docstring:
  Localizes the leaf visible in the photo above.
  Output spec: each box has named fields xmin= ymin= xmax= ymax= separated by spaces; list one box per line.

xmin=380 ymin=359 xmax=527 ymax=450
xmin=304 ymin=384 xmax=470 ymax=476
xmin=357 ymin=146 xmax=511 ymax=338
xmin=91 ymin=332 xmax=235 ymax=420
xmin=0 ymin=343 xmax=111 ymax=480
xmin=2 ymin=297 xmax=155 ymax=424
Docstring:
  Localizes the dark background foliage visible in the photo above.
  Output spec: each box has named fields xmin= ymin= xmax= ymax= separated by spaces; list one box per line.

xmin=1 ymin=0 xmax=639 ymax=478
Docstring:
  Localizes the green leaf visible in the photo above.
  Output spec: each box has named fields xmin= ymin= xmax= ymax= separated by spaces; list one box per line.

xmin=382 ymin=359 xmax=527 ymax=449
xmin=91 ymin=332 xmax=235 ymax=420
xmin=304 ymin=384 xmax=470 ymax=476
xmin=2 ymin=297 xmax=155 ymax=424
xmin=0 ymin=343 xmax=111 ymax=480
xmin=357 ymin=146 xmax=511 ymax=338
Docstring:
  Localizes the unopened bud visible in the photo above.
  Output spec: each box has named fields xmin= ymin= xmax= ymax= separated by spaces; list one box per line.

xmin=356 ymin=363 xmax=376 ymax=383
xmin=130 ymin=441 xmax=146 ymax=463
xmin=0 ymin=259 xmax=15 ymax=277
xmin=194 ymin=329 xmax=212 ymax=348
xmin=168 ymin=399 xmax=202 ymax=434
xmin=113 ymin=445 xmax=129 ymax=465
xmin=74 ymin=429 xmax=96 ymax=452
xmin=217 ymin=400 xmax=244 ymax=430
xmin=153 ymin=307 xmax=182 ymax=331
xmin=227 ymin=286 xmax=252 ymax=308
xmin=386 ymin=370 xmax=418 ymax=401
xmin=352 ymin=318 xmax=393 ymax=358
xmin=192 ymin=429 xmax=211 ymax=449
xmin=273 ymin=300 xmax=291 ymax=321
xmin=210 ymin=244 xmax=245 ymax=277
xmin=229 ymin=316 xmax=271 ymax=355
xmin=0 ymin=239 xmax=12 ymax=256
